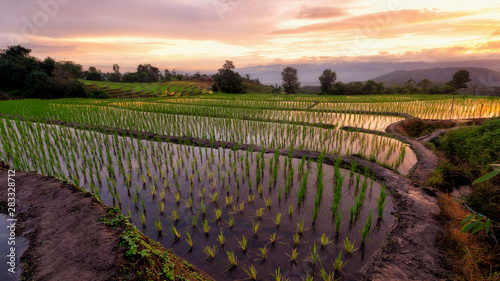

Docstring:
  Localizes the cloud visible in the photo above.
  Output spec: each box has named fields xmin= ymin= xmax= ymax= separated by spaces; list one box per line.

xmin=272 ymin=9 xmax=475 ymax=35
xmin=296 ymin=6 xmax=347 ymax=19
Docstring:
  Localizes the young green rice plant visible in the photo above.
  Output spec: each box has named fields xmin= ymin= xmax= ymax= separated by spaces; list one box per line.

xmin=343 ymin=236 xmax=357 ymax=254
xmin=203 ymin=219 xmax=210 ymax=235
xmin=200 ymin=201 xmax=207 ymax=216
xmin=272 ymin=213 xmax=282 ymax=228
xmin=287 ymin=248 xmax=299 ymax=264
xmin=320 ymin=233 xmax=332 ymax=248
xmin=185 ymin=231 xmax=193 ymax=249
xmin=184 ymin=198 xmax=193 ymax=209
xmin=289 ymin=204 xmax=294 ymax=216
xmin=160 ymin=188 xmax=166 ymax=201
xmin=257 ymin=246 xmax=268 ymax=261
xmin=202 ymin=245 xmax=216 ymax=260
xmin=210 ymin=192 xmax=219 ymax=203
xmin=225 ymin=250 xmax=238 ymax=271
xmin=251 ymin=219 xmax=261 ymax=237
xmin=335 ymin=213 xmax=342 ymax=233
xmin=171 ymin=209 xmax=180 ymax=222
xmin=170 ymin=223 xmax=181 ymax=240
xmin=297 ymin=219 xmax=306 ymax=235
xmin=238 ymin=202 xmax=245 ymax=213
xmin=154 ymin=219 xmax=162 ymax=233
xmin=312 ymin=207 xmax=319 ymax=225
xmin=319 ymin=260 xmax=336 ymax=281
xmin=308 ymin=243 xmax=319 ymax=269
xmin=213 ymin=208 xmax=222 ymax=222
xmin=247 ymin=193 xmax=255 ymax=203
xmin=228 ymin=215 xmax=235 ymax=228
xmin=175 ymin=192 xmax=180 ymax=204
xmin=242 ymin=264 xmax=257 ymax=281
xmin=140 ymin=211 xmax=146 ymax=226
xmin=264 ymin=196 xmax=272 ymax=209
xmin=269 ymin=232 xmax=278 ymax=245
xmin=217 ymin=230 xmax=226 ymax=247
xmin=377 ymin=183 xmax=388 ymax=219
xmin=237 ymin=235 xmax=248 ymax=252
xmin=361 ymin=211 xmax=372 ymax=243
xmin=333 ymin=251 xmax=346 ymax=272
xmin=225 ymin=195 xmax=234 ymax=207
xmin=255 ymin=208 xmax=264 ymax=220
xmin=293 ymin=233 xmax=301 ymax=247
xmin=190 ymin=215 xmax=198 ymax=228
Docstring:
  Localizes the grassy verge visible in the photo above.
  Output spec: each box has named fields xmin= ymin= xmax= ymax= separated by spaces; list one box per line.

xmin=428 ymin=119 xmax=500 ymax=279
xmin=98 ymin=208 xmax=213 ymax=281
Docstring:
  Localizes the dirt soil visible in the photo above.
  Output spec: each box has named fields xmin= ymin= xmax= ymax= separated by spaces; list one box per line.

xmin=0 ymin=162 xmax=212 ymax=281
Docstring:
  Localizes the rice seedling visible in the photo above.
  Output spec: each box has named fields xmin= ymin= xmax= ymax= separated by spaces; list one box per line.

xmin=202 ymin=245 xmax=216 ymax=260
xmin=238 ymin=201 xmax=245 ymax=213
xmin=200 ymin=201 xmax=207 ymax=216
xmin=320 ymin=233 xmax=332 ymax=248
xmin=217 ymin=230 xmax=225 ymax=247
xmin=361 ymin=211 xmax=372 ymax=243
xmin=343 ymin=236 xmax=357 ymax=254
xmin=293 ymin=233 xmax=301 ymax=247
xmin=225 ymin=195 xmax=234 ymax=207
xmin=286 ymin=248 xmax=299 ymax=263
xmin=170 ymin=223 xmax=181 ymax=240
xmin=377 ymin=183 xmax=388 ymax=219
xmin=318 ymin=260 xmax=336 ymax=281
xmin=160 ymin=188 xmax=166 ymax=201
xmin=190 ymin=215 xmax=198 ymax=227
xmin=335 ymin=213 xmax=342 ymax=233
xmin=203 ymin=219 xmax=210 ymax=235
xmin=210 ymin=192 xmax=219 ymax=203
xmin=185 ymin=231 xmax=193 ymax=248
xmin=247 ymin=193 xmax=255 ymax=203
xmin=251 ymin=219 xmax=260 ymax=237
xmin=297 ymin=219 xmax=306 ymax=235
xmin=333 ymin=251 xmax=346 ymax=272
xmin=308 ymin=243 xmax=319 ymax=268
xmin=272 ymin=213 xmax=282 ymax=228
xmin=269 ymin=232 xmax=278 ymax=245
xmin=170 ymin=209 xmax=180 ymax=222
xmin=264 ymin=197 xmax=272 ymax=209
xmin=154 ymin=219 xmax=162 ymax=233
xmin=225 ymin=250 xmax=238 ymax=270
xmin=255 ymin=208 xmax=264 ymax=220
xmin=140 ymin=212 xmax=146 ymax=226
xmin=288 ymin=204 xmax=294 ymax=216
xmin=175 ymin=192 xmax=180 ymax=204
xmin=242 ymin=264 xmax=257 ymax=281
xmin=228 ymin=215 xmax=234 ymax=228
xmin=257 ymin=246 xmax=268 ymax=261
xmin=184 ymin=198 xmax=193 ymax=209
xmin=237 ymin=235 xmax=248 ymax=252
xmin=213 ymin=208 xmax=222 ymax=222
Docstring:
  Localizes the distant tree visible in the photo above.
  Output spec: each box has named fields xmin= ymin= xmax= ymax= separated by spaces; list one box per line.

xmin=447 ymin=69 xmax=471 ymax=89
xmin=164 ymin=69 xmax=172 ymax=80
xmin=172 ymin=69 xmax=177 ymax=77
xmin=55 ymin=61 xmax=83 ymax=79
xmin=213 ymin=60 xmax=244 ymax=93
xmin=193 ymin=72 xmax=201 ymax=79
xmin=281 ymin=67 xmax=300 ymax=94
xmin=112 ymin=64 xmax=120 ymax=73
xmin=318 ymin=69 xmax=337 ymax=94
xmin=41 ymin=57 xmax=56 ymax=77
xmin=137 ymin=64 xmax=160 ymax=82
xmin=362 ymin=79 xmax=384 ymax=95
xmin=403 ymin=79 xmax=417 ymax=94
xmin=85 ymin=66 xmax=104 ymax=81
xmin=0 ymin=45 xmax=31 ymax=59
xmin=0 ymin=45 xmax=39 ymax=89
xmin=107 ymin=64 xmax=122 ymax=82
xmin=175 ymin=74 xmax=184 ymax=81
xmin=417 ymin=78 xmax=432 ymax=90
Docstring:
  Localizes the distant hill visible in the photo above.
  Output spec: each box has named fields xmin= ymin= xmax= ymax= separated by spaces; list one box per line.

xmin=372 ymin=67 xmax=500 ymax=87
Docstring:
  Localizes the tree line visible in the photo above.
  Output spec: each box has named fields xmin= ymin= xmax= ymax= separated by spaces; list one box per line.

xmin=278 ymin=67 xmax=471 ymax=95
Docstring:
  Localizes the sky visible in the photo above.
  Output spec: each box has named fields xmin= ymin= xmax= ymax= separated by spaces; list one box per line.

xmin=1 ymin=0 xmax=500 ymax=73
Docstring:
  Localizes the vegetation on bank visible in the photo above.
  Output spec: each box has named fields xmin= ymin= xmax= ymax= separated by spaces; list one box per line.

xmin=425 ymin=119 xmax=500 ymax=279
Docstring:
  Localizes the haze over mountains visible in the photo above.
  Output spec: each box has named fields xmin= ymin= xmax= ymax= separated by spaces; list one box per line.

xmin=235 ymin=60 xmax=500 ymax=87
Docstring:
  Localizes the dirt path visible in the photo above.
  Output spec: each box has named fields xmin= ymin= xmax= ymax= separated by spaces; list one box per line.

xmin=0 ymin=163 xmax=213 ymax=281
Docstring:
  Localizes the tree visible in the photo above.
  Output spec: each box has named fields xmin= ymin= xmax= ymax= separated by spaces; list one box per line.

xmin=447 ymin=69 xmax=471 ymax=89
xmin=85 ymin=66 xmax=104 ymax=81
xmin=213 ymin=60 xmax=244 ymax=93
xmin=281 ymin=67 xmax=300 ymax=94
xmin=417 ymin=78 xmax=432 ymax=90
xmin=137 ymin=64 xmax=160 ymax=82
xmin=318 ymin=69 xmax=337 ymax=94
xmin=164 ymin=69 xmax=172 ymax=80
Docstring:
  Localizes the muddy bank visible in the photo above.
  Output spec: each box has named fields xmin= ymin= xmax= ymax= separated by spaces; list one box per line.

xmin=0 ymin=163 xmax=213 ymax=281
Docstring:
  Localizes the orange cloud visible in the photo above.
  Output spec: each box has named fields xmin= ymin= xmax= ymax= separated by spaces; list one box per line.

xmin=296 ymin=6 xmax=348 ymax=19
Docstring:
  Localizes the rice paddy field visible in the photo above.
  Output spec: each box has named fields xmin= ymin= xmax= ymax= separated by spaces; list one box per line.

xmin=0 ymin=93 xmax=499 ymax=280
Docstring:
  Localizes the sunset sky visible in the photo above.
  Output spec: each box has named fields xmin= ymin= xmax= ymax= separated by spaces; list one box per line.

xmin=1 ymin=0 xmax=500 ymax=73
